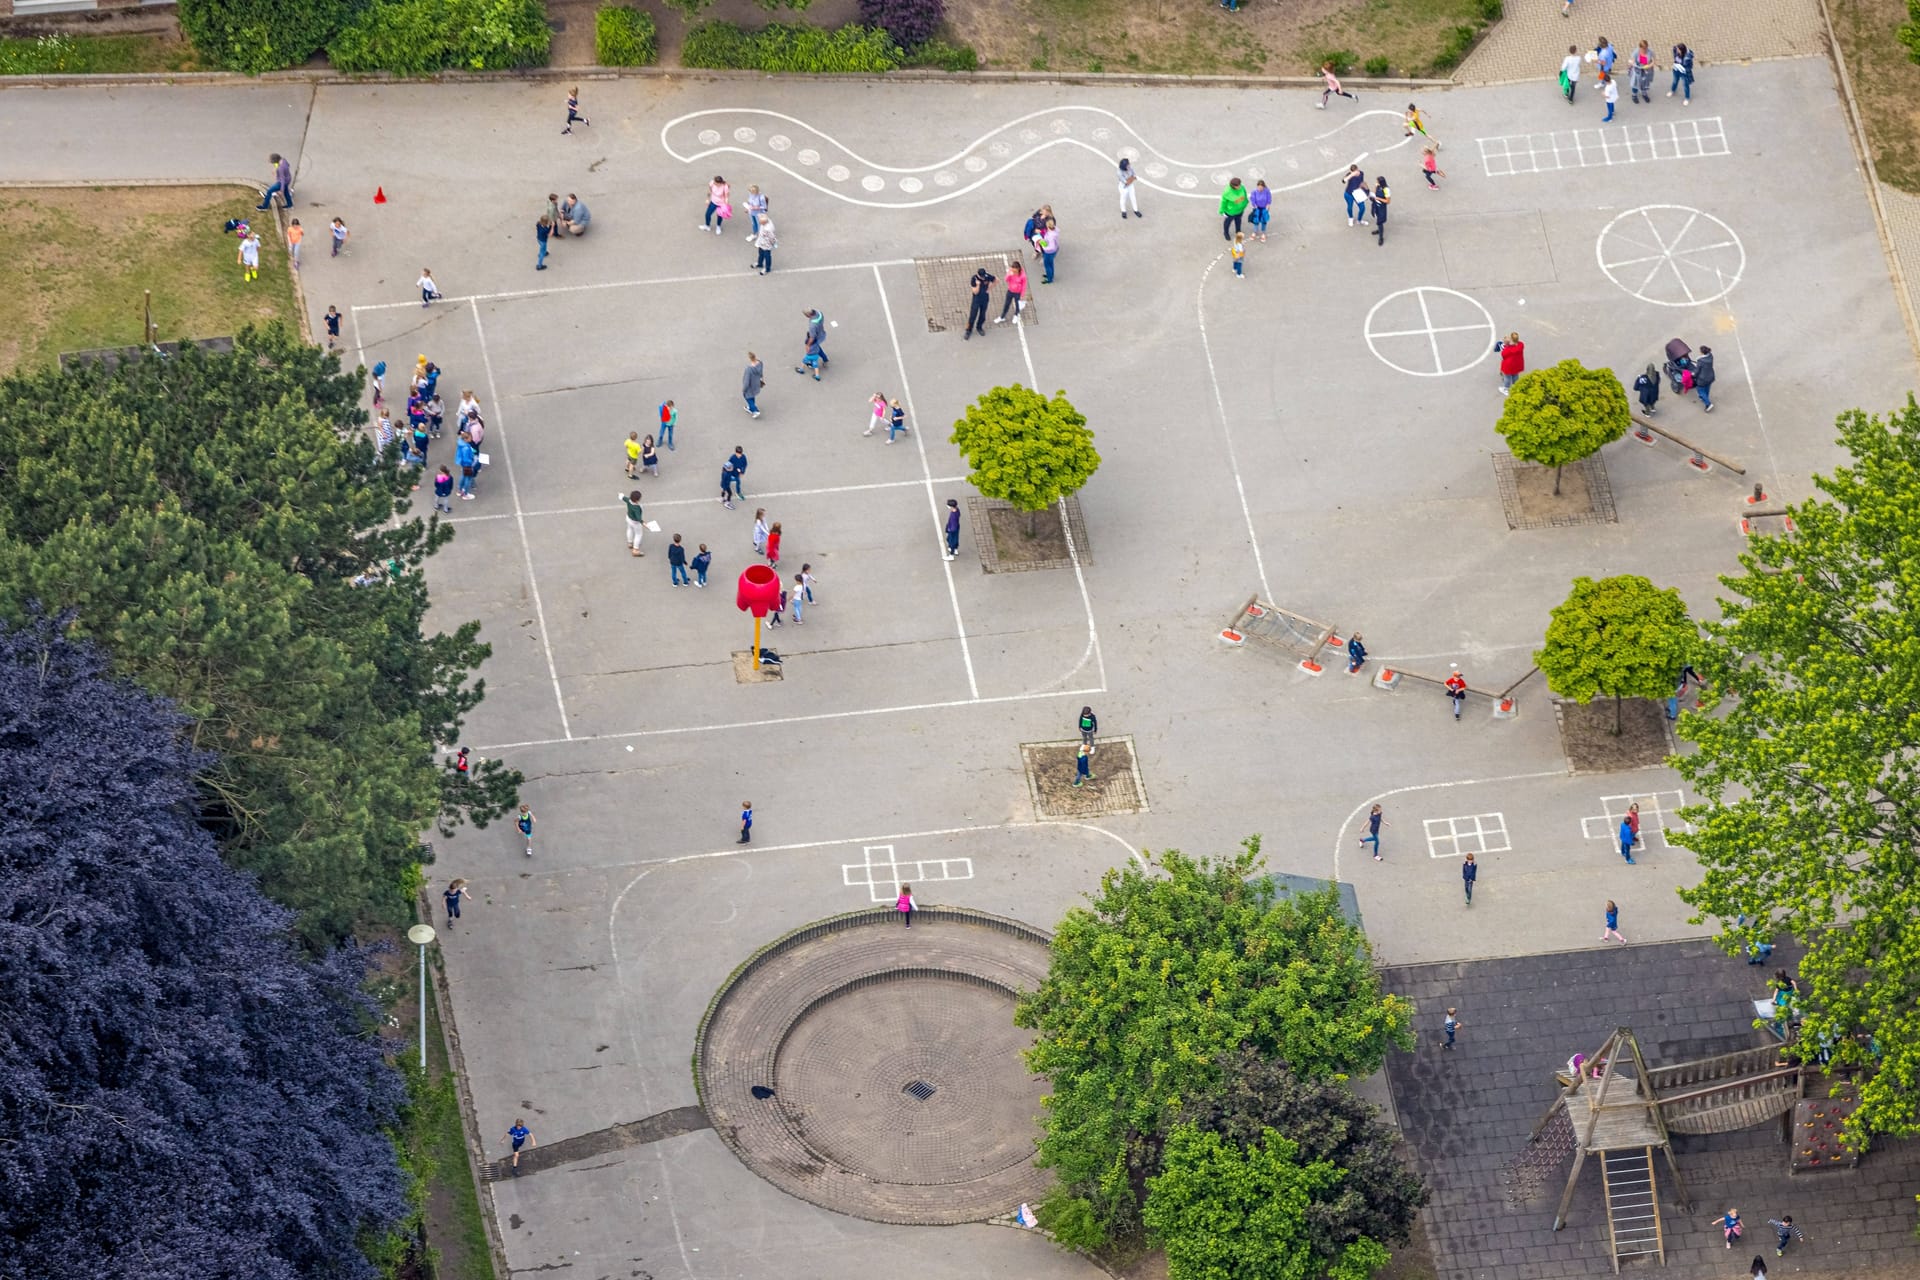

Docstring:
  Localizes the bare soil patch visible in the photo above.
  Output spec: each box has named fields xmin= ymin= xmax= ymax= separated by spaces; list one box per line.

xmin=1492 ymin=453 xmax=1618 ymax=530
xmin=1022 ymin=736 xmax=1146 ymax=819
xmin=1831 ymin=0 xmax=1920 ymax=194
xmin=1553 ymin=697 xmax=1674 ymax=773
xmin=969 ymin=495 xmax=1089 ymax=572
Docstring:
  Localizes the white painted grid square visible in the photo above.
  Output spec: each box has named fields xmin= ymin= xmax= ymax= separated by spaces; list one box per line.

xmin=1477 ymin=117 xmax=1727 ymax=176
xmin=841 ymin=844 xmax=974 ymax=903
xmin=1423 ymin=813 xmax=1511 ymax=859
xmin=1580 ymin=790 xmax=1690 ymax=849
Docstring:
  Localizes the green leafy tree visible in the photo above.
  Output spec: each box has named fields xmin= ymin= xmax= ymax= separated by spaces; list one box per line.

xmin=1535 ymin=574 xmax=1696 ymax=734
xmin=950 ymin=384 xmax=1100 ymax=535
xmin=0 ymin=325 xmax=517 ymax=945
xmin=1143 ymin=1124 xmax=1392 ymax=1280
xmin=1015 ymin=841 xmax=1413 ymax=1248
xmin=1174 ymin=1048 xmax=1427 ymax=1266
xmin=1672 ymin=399 xmax=1920 ymax=1145
xmin=1495 ymin=358 xmax=1631 ymax=494
xmin=177 ymin=0 xmax=368 ymax=72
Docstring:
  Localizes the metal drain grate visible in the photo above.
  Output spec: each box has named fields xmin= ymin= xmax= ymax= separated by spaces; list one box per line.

xmin=902 ymin=1080 xmax=936 ymax=1101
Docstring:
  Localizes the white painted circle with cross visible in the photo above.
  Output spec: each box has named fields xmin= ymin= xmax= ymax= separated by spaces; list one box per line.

xmin=1596 ymin=205 xmax=1745 ymax=307
xmin=1363 ymin=287 xmax=1498 ymax=377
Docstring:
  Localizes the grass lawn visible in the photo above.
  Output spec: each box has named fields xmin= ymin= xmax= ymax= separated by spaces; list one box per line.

xmin=1830 ymin=0 xmax=1920 ymax=194
xmin=0 ymin=186 xmax=299 ymax=375
xmin=0 ymin=31 xmax=204 ymax=75
xmin=944 ymin=0 xmax=1494 ymax=76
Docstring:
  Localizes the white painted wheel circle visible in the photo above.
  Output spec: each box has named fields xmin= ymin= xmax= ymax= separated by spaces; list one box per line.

xmin=1596 ymin=205 xmax=1745 ymax=307
xmin=1363 ymin=287 xmax=1499 ymax=378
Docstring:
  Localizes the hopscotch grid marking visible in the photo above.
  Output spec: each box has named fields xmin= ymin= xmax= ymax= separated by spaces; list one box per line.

xmin=841 ymin=844 xmax=974 ymax=903
xmin=1475 ymin=116 xmax=1728 ymax=175
xmin=1580 ymin=790 xmax=1690 ymax=849
xmin=873 ymin=264 xmax=978 ymax=701
xmin=1423 ymin=812 xmax=1512 ymax=859
xmin=471 ymin=298 xmax=572 ymax=740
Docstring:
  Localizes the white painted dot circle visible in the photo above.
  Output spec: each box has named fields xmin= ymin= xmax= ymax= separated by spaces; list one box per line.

xmin=1050 ymin=119 xmax=1072 ymax=134
xmin=899 ymin=176 xmax=924 ymax=193
xmin=733 ymin=127 xmax=758 ymax=143
xmin=934 ymin=171 xmax=958 ymax=187
xmin=988 ymin=141 xmax=1012 ymax=158
xmin=1362 ymin=287 xmax=1498 ymax=378
xmin=1176 ymin=173 xmax=1200 ymax=189
xmin=797 ymin=149 xmax=821 ymax=167
xmin=1596 ymin=205 xmax=1745 ymax=307
xmin=1284 ymin=156 xmax=1301 ymax=170
xmin=963 ymin=155 xmax=990 ymax=173
xmin=861 ymin=174 xmax=886 ymax=192
xmin=768 ymin=134 xmax=792 ymax=151
xmin=1116 ymin=145 xmax=1140 ymax=161
xmin=1092 ymin=127 xmax=1113 ymax=141
xmin=697 ymin=129 xmax=722 ymax=146
xmin=827 ymin=164 xmax=851 ymax=182
xmin=1018 ymin=128 xmax=1042 ymax=143
xmin=1211 ymin=171 xmax=1233 ymax=186
xmin=1246 ymin=166 xmax=1265 ymax=181
xmin=1144 ymin=162 xmax=1169 ymax=179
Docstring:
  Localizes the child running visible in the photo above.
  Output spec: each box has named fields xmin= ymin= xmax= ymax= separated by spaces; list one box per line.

xmin=1404 ymin=103 xmax=1439 ymax=148
xmin=238 ymin=230 xmax=261 ymax=282
xmin=1319 ymin=61 xmax=1357 ymax=108
xmin=330 ymin=216 xmax=349 ymax=257
xmin=1422 ymin=147 xmax=1446 ymax=189
xmin=562 ymin=86 xmax=590 ymax=134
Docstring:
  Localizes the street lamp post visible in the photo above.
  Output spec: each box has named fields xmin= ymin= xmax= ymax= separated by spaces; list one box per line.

xmin=407 ymin=923 xmax=437 ymax=1070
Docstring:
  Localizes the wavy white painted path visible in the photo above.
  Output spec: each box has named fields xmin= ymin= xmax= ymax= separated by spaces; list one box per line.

xmin=661 ymin=104 xmax=1417 ymax=208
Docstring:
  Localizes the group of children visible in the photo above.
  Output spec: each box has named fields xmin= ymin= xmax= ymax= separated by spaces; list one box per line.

xmin=228 ymin=209 xmax=350 ymax=284
xmin=366 ymin=354 xmax=491 ymax=508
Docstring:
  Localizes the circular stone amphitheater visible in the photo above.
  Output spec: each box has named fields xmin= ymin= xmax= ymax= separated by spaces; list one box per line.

xmin=694 ymin=907 xmax=1054 ymax=1224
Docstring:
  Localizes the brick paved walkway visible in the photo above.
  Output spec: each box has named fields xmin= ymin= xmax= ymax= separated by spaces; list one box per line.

xmin=697 ymin=907 xmax=1055 ymax=1224
xmin=1380 ymin=940 xmax=1920 ymax=1279
xmin=1457 ymin=0 xmax=1825 ymax=86
xmin=1874 ymin=182 xmax=1920 ymax=351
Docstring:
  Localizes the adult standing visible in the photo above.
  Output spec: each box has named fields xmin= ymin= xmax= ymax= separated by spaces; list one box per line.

xmin=1560 ymin=45 xmax=1583 ymax=103
xmin=1369 ymin=175 xmax=1392 ymax=247
xmin=1629 ymin=40 xmax=1655 ymax=104
xmin=1462 ymin=853 xmax=1478 ymax=904
xmin=1634 ymin=363 xmax=1661 ymax=415
xmin=1342 ymin=165 xmax=1368 ymax=227
xmin=964 ymin=264 xmax=995 ymax=339
xmin=1670 ymin=43 xmax=1696 ymax=103
xmin=943 ymin=498 xmax=961 ymax=560
xmin=741 ymin=352 xmax=764 ymax=418
xmin=752 ymin=216 xmax=777 ymax=275
xmin=1594 ymin=36 xmax=1616 ymax=77
xmin=456 ymin=432 xmax=479 ymax=501
xmin=803 ymin=308 xmax=829 ymax=372
xmin=257 ymin=152 xmax=293 ymax=211
xmin=1118 ymin=157 xmax=1142 ymax=219
xmin=1693 ymin=345 xmax=1716 ymax=411
xmin=1218 ymin=177 xmax=1249 ymax=241
xmin=1038 ymin=218 xmax=1059 ymax=283
xmin=1498 ymin=332 xmax=1526 ymax=394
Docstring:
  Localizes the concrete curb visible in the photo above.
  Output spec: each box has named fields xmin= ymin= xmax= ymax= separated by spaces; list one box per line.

xmin=1814 ymin=0 xmax=1920 ymax=364
xmin=0 ymin=63 xmax=1458 ymax=92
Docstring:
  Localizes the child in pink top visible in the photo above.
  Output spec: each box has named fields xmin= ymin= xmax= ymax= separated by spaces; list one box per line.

xmin=896 ymin=884 xmax=916 ymax=927
xmin=995 ymin=261 xmax=1027 ymax=325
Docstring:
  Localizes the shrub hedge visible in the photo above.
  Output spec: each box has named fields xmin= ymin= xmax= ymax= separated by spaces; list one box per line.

xmin=858 ymin=0 xmax=942 ymax=49
xmin=596 ymin=4 xmax=658 ymax=66
xmin=328 ymin=0 xmax=551 ymax=75
xmin=177 ymin=0 xmax=367 ymax=72
xmin=682 ymin=21 xmax=901 ymax=73
xmin=902 ymin=37 xmax=977 ymax=71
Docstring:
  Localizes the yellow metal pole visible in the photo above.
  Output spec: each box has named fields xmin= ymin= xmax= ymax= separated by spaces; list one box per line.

xmin=753 ymin=615 xmax=762 ymax=669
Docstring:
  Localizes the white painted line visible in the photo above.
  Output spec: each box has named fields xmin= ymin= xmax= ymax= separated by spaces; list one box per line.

xmin=1422 ymin=812 xmax=1512 ymax=858
xmin=841 ymin=844 xmax=975 ymax=902
xmin=1363 ymin=287 xmax=1497 ymax=378
xmin=872 ymin=264 xmax=977 ymax=701
xmin=439 ymin=475 xmax=970 ymax=524
xmin=350 ymin=257 xmax=918 ymax=313
xmin=1475 ymin=117 xmax=1728 ymax=175
xmin=1582 ymin=789 xmax=1689 ymax=849
xmin=476 ymin=684 xmax=1107 ymax=752
xmin=1195 ymin=251 xmax=1273 ymax=602
xmin=471 ymin=299 xmax=572 ymax=740
xmin=1014 ymin=300 xmax=1108 ymax=695
xmin=1718 ymin=267 xmax=1782 ymax=486
xmin=1330 ymin=769 xmax=1569 ymax=883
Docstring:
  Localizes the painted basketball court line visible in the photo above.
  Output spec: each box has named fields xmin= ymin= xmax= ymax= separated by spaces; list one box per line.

xmin=355 ymin=257 xmax=1108 ymax=749
xmin=661 ymin=105 xmax=1417 ymax=210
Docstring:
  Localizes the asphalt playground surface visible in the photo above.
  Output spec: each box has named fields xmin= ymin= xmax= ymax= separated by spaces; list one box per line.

xmin=2 ymin=54 xmax=1912 ymax=1279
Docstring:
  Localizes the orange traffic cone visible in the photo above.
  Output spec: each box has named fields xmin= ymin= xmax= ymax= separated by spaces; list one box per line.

xmin=374 ymin=186 xmax=387 ymax=204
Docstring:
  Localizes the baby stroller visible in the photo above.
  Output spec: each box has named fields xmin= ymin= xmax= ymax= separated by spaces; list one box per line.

xmin=1662 ymin=338 xmax=1696 ymax=394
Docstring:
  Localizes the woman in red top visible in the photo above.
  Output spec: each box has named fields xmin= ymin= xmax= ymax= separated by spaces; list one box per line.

xmin=1498 ymin=331 xmax=1525 ymax=395
xmin=765 ymin=521 xmax=782 ymax=568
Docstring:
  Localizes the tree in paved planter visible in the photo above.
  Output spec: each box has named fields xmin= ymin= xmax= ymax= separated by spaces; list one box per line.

xmin=0 ymin=617 xmax=409 ymax=1280
xmin=950 ymin=383 xmax=1100 ymax=537
xmin=0 ymin=324 xmax=518 ymax=946
xmin=1014 ymin=840 xmax=1413 ymax=1250
xmin=1495 ymin=358 xmax=1631 ymax=495
xmin=1672 ymin=399 xmax=1920 ymax=1146
xmin=1535 ymin=574 xmax=1696 ymax=735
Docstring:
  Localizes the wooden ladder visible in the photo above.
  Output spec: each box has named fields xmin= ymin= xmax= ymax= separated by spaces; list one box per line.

xmin=1601 ymin=1148 xmax=1665 ymax=1270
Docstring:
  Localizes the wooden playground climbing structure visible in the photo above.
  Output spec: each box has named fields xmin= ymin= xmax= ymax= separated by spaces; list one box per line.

xmin=1529 ymin=1027 xmax=1805 ymax=1271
